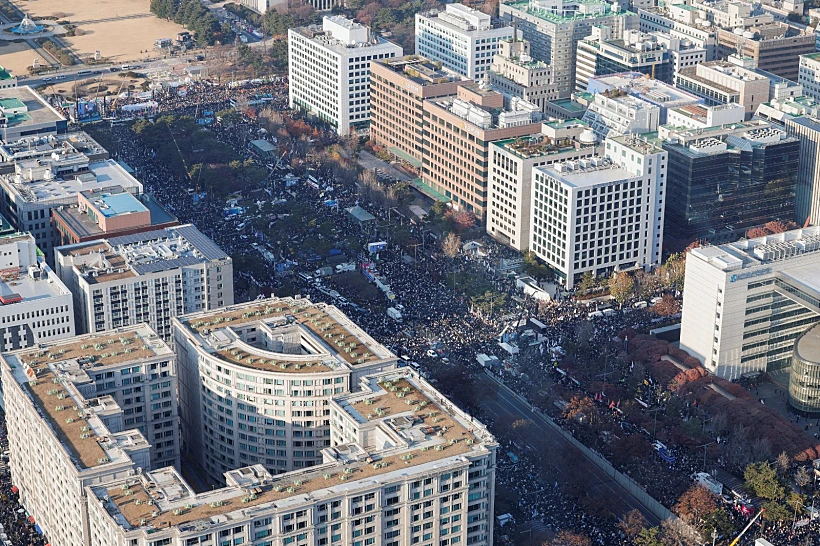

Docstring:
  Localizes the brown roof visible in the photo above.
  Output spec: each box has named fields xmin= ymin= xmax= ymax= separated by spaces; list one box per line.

xmin=215 ymin=349 xmax=332 ymax=373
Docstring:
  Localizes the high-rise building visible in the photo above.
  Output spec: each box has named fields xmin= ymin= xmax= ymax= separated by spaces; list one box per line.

xmin=415 ymin=3 xmax=514 ymax=80
xmin=85 ymin=367 xmax=498 ymax=546
xmin=288 ymin=16 xmax=402 ymax=136
xmin=660 ymin=121 xmax=799 ymax=245
xmin=0 ymin=230 xmax=74 ymax=351
xmin=0 ymin=152 xmax=143 ymax=259
xmin=798 ymin=53 xmax=820 ymax=102
xmin=488 ymin=38 xmax=561 ymax=111
xmin=789 ymin=322 xmax=820 ymax=416
xmin=680 ymin=226 xmax=820 ymax=379
xmin=585 ymin=71 xmax=702 ymax=124
xmin=173 ymin=298 xmax=398 ymax=483
xmin=422 ymin=83 xmax=543 ymax=219
xmin=370 ymin=55 xmax=467 ymax=168
xmin=487 ymin=119 xmax=601 ymax=251
xmin=530 ymin=134 xmax=667 ymax=287
xmin=0 ymin=86 xmax=67 ymax=143
xmin=715 ymin=22 xmax=814 ymax=81
xmin=575 ymin=28 xmax=671 ymax=91
xmin=582 ymin=91 xmax=661 ymax=140
xmin=55 ymin=224 xmax=233 ymax=339
xmin=500 ymin=0 xmax=638 ymax=96
xmin=1 ymin=327 xmax=168 ymax=546
xmin=784 ymin=116 xmax=820 ymax=226
xmin=674 ymin=60 xmax=770 ymax=120
xmin=638 ymin=4 xmax=719 ymax=61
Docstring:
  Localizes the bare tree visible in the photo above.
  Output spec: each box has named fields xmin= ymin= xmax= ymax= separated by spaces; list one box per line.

xmin=795 ymin=466 xmax=812 ymax=493
xmin=442 ymin=232 xmax=461 ymax=259
xmin=776 ymin=451 xmax=791 ymax=476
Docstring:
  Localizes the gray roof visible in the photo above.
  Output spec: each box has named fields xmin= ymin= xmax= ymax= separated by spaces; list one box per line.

xmin=133 ymin=256 xmax=205 ymax=274
xmin=345 ymin=205 xmax=376 ymax=223
xmin=109 ymin=225 xmax=228 ymax=262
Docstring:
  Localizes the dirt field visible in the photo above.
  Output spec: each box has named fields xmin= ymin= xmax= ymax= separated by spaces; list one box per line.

xmin=13 ymin=0 xmax=186 ymax=62
xmin=0 ymin=41 xmax=48 ymax=75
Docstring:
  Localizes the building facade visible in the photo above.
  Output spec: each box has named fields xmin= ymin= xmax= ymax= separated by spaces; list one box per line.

xmin=715 ymin=23 xmax=814 ymax=81
xmin=489 ymin=38 xmax=561 ymax=110
xmin=680 ymin=227 xmax=820 ymax=379
xmin=289 ymin=16 xmax=402 ymax=136
xmin=422 ymin=83 xmax=543 ymax=219
xmin=173 ymin=297 xmax=398 ymax=483
xmin=0 ymin=231 xmax=74 ymax=351
xmin=575 ymin=28 xmax=671 ymax=91
xmin=789 ymin=322 xmax=820 ymax=416
xmin=55 ymin=224 xmax=233 ymax=339
xmin=370 ymin=56 xmax=466 ymax=167
xmin=660 ymin=121 xmax=799 ymax=245
xmin=487 ymin=119 xmax=601 ymax=251
xmin=675 ymin=61 xmax=770 ymax=120
xmin=581 ymin=91 xmax=661 ymax=140
xmin=85 ymin=368 xmax=497 ymax=546
xmin=530 ymin=134 xmax=667 ymax=287
xmin=785 ymin=116 xmax=820 ymax=226
xmin=500 ymin=0 xmax=638 ymax=96
xmin=415 ymin=3 xmax=514 ymax=80
xmin=586 ymin=71 xmax=702 ymax=124
xmin=798 ymin=53 xmax=820 ymax=103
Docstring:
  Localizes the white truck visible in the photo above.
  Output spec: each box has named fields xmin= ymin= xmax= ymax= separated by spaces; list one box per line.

xmin=387 ymin=307 xmax=403 ymax=322
xmin=335 ymin=262 xmax=355 ymax=273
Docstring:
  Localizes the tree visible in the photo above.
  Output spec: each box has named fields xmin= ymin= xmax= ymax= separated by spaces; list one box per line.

xmin=450 ymin=209 xmax=476 ymax=231
xmin=634 ymin=527 xmax=663 ymax=546
xmin=617 ymin=509 xmax=646 ymax=540
xmin=441 ymin=232 xmax=461 ymax=259
xmin=744 ymin=462 xmax=786 ymax=501
xmin=762 ymin=500 xmax=791 ymax=522
xmin=776 ymin=451 xmax=791 ymax=477
xmin=658 ymin=253 xmax=686 ymax=291
xmin=700 ymin=509 xmax=736 ymax=541
xmin=659 ymin=518 xmax=698 ymax=546
xmin=651 ymin=294 xmax=680 ymax=317
xmin=549 ymin=530 xmax=591 ymax=546
xmin=565 ymin=396 xmax=597 ymax=425
xmin=673 ymin=486 xmax=717 ymax=527
xmin=795 ymin=466 xmax=812 ymax=493
xmin=577 ymin=271 xmax=597 ymax=294
xmin=609 ymin=272 xmax=634 ymax=306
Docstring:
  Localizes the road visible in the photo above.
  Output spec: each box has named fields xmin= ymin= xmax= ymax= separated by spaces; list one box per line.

xmin=358 ymin=150 xmax=413 ymax=182
xmin=482 ymin=376 xmax=664 ymax=527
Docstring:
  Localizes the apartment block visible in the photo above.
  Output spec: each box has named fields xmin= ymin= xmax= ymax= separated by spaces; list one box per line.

xmin=0 ymin=152 xmax=143 ymax=259
xmin=675 ymin=60 xmax=770 ymax=120
xmin=173 ymin=297 xmax=398 ymax=483
xmin=55 ymin=224 xmax=233 ymax=339
xmin=422 ymin=83 xmax=543 ymax=219
xmin=52 ymin=186 xmax=179 ymax=246
xmin=487 ymin=119 xmax=601 ymax=251
xmin=370 ymin=56 xmax=467 ymax=167
xmin=85 ymin=367 xmax=497 ymax=546
xmin=488 ymin=38 xmax=561 ymax=111
xmin=0 ymin=86 xmax=67 ymax=143
xmin=581 ymin=91 xmax=661 ymax=140
xmin=660 ymin=121 xmax=799 ymax=244
xmin=530 ymin=134 xmax=667 ymax=287
xmin=415 ymin=3 xmax=514 ymax=80
xmin=575 ymin=28 xmax=671 ymax=91
xmin=289 ymin=16 xmax=402 ymax=136
xmin=0 ymin=231 xmax=74 ymax=351
xmin=680 ymin=226 xmax=820 ymax=379
xmin=500 ymin=0 xmax=638 ymax=96
xmin=0 ymin=328 xmax=165 ymax=546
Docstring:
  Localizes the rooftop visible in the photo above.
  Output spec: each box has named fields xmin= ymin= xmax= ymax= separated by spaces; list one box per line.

xmin=540 ymin=156 xmax=634 ymax=187
xmin=794 ymin=322 xmax=820 ymax=364
xmin=502 ymin=0 xmax=635 ymax=23
xmin=0 ymin=67 xmax=13 ymax=81
xmin=2 ymin=324 xmax=167 ymax=469
xmin=177 ymin=297 xmax=396 ymax=370
xmin=53 ymin=192 xmax=177 ymax=241
xmin=587 ymin=72 xmax=703 ymax=107
xmin=92 ymin=369 xmax=495 ymax=531
xmin=0 ymin=232 xmax=71 ymax=303
xmin=58 ymin=224 xmax=228 ymax=285
xmin=0 ymin=86 xmax=65 ymax=129
xmin=690 ymin=225 xmax=820 ymax=270
xmin=90 ymin=191 xmax=148 ymax=218
xmin=375 ymin=56 xmax=465 ymax=86
xmin=0 ymin=131 xmax=107 ymax=163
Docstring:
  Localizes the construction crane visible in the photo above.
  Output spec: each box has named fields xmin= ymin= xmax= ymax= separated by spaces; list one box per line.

xmin=728 ymin=508 xmax=765 ymax=546
xmin=109 ymin=80 xmax=127 ymax=113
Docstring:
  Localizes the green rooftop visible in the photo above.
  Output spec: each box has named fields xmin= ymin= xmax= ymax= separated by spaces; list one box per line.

xmin=504 ymin=0 xmax=635 ymax=24
xmin=0 ymin=98 xmax=25 ymax=109
xmin=0 ymin=67 xmax=13 ymax=81
xmin=550 ymin=98 xmax=587 ymax=112
xmin=802 ymin=52 xmax=820 ymax=61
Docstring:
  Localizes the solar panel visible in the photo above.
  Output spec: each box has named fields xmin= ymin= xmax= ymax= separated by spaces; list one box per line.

xmin=174 ymin=225 xmax=229 ymax=261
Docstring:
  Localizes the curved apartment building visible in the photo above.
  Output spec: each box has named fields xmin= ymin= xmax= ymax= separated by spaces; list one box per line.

xmin=173 ymin=297 xmax=398 ymax=483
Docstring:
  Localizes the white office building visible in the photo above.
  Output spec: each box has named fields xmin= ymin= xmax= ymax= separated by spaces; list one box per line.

xmin=0 ymin=152 xmax=142 ymax=258
xmin=680 ymin=227 xmax=820 ymax=379
xmin=530 ymin=134 xmax=666 ymax=287
xmin=0 ymin=327 xmax=169 ymax=546
xmin=487 ymin=119 xmax=601 ymax=251
xmin=55 ymin=224 xmax=233 ymax=339
xmin=798 ymin=53 xmax=820 ymax=102
xmin=665 ymin=102 xmax=746 ymax=129
xmin=416 ymin=3 xmax=514 ymax=80
xmin=582 ymin=92 xmax=660 ymax=140
xmin=586 ymin=71 xmax=702 ymax=124
xmin=289 ymin=16 xmax=402 ymax=135
xmin=85 ymin=367 xmax=497 ymax=546
xmin=0 ymin=231 xmax=74 ymax=351
xmin=174 ymin=297 xmax=398 ymax=483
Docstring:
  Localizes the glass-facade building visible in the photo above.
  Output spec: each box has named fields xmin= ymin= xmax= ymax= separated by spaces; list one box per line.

xmin=789 ymin=322 xmax=820 ymax=416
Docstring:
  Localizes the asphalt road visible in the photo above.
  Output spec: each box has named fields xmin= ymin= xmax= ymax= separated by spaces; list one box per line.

xmin=481 ymin=377 xmax=664 ymax=527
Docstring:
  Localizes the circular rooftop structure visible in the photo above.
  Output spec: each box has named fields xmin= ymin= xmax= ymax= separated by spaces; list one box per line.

xmin=788 ymin=322 xmax=820 ymax=417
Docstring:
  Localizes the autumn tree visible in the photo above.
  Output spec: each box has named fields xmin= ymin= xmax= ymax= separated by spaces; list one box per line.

xmin=441 ymin=232 xmax=461 ymax=259
xmin=565 ymin=396 xmax=597 ymax=425
xmin=651 ymin=294 xmax=680 ymax=317
xmin=449 ymin=209 xmax=476 ymax=231
xmin=549 ymin=530 xmax=592 ymax=546
xmin=617 ymin=509 xmax=646 ymax=540
xmin=673 ymin=486 xmax=717 ymax=527
xmin=609 ymin=272 xmax=635 ymax=306
xmin=658 ymin=253 xmax=686 ymax=291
